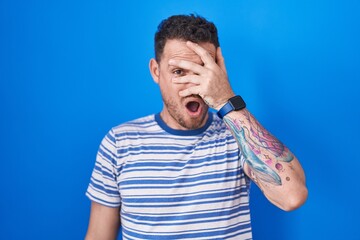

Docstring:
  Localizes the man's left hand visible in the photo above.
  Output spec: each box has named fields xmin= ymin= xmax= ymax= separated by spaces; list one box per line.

xmin=169 ymin=41 xmax=235 ymax=110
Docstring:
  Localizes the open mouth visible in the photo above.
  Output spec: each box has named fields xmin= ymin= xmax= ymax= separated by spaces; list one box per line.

xmin=186 ymin=101 xmax=200 ymax=113
xmin=184 ymin=96 xmax=205 ymax=116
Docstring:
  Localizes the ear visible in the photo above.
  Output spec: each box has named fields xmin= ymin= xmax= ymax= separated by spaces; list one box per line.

xmin=149 ymin=58 xmax=160 ymax=84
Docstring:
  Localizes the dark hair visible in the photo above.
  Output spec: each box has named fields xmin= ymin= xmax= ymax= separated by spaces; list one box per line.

xmin=154 ymin=14 xmax=220 ymax=62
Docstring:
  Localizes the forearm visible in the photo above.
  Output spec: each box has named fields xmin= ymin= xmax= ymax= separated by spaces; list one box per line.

xmin=223 ymin=108 xmax=307 ymax=211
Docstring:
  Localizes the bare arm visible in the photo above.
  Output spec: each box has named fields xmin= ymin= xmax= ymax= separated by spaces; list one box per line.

xmin=169 ymin=41 xmax=308 ymax=211
xmin=85 ymin=202 xmax=120 ymax=240
xmin=223 ymin=109 xmax=307 ymax=211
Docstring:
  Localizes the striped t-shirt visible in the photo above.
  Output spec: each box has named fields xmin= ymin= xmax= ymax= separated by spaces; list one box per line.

xmin=86 ymin=112 xmax=252 ymax=239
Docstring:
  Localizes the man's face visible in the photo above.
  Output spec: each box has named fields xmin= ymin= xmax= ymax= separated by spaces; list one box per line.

xmin=150 ymin=39 xmax=217 ymax=130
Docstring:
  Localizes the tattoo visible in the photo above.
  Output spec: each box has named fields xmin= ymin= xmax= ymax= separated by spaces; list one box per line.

xmin=243 ymin=111 xmax=294 ymax=162
xmin=224 ymin=111 xmax=294 ymax=186
xmin=264 ymin=154 xmax=273 ymax=165
xmin=275 ymin=163 xmax=284 ymax=172
xmin=288 ymin=163 xmax=295 ymax=171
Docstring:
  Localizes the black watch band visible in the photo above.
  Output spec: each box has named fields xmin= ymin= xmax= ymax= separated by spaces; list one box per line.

xmin=217 ymin=95 xmax=246 ymax=119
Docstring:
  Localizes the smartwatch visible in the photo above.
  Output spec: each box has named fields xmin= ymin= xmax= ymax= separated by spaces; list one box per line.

xmin=217 ymin=95 xmax=246 ymax=119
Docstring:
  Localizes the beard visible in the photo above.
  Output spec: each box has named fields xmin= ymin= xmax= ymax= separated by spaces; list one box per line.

xmin=161 ymin=93 xmax=209 ymax=130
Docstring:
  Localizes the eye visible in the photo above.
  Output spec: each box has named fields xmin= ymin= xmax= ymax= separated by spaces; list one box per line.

xmin=173 ymin=69 xmax=184 ymax=76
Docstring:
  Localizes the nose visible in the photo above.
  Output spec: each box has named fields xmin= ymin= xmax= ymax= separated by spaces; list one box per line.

xmin=185 ymin=81 xmax=197 ymax=87
xmin=185 ymin=71 xmax=199 ymax=87
xmin=173 ymin=71 xmax=198 ymax=92
xmin=178 ymin=82 xmax=197 ymax=97
xmin=183 ymin=72 xmax=197 ymax=87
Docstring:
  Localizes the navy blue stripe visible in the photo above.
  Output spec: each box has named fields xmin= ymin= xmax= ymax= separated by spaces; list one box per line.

xmin=120 ymin=121 xmax=157 ymax=129
xmin=122 ymin=204 xmax=248 ymax=222
xmin=121 ymin=185 xmax=247 ymax=199
xmin=122 ymin=210 xmax=250 ymax=228
xmin=116 ymin=135 xmax=235 ymax=154
xmin=121 ymin=151 xmax=239 ymax=171
xmin=89 ymin=179 xmax=119 ymax=195
xmin=106 ymin=131 xmax=116 ymax=144
xmin=211 ymin=229 xmax=253 ymax=240
xmin=115 ymin=133 xmax=199 ymax=142
xmin=93 ymin=164 xmax=113 ymax=179
xmin=120 ymin=157 xmax=239 ymax=175
xmin=122 ymin=191 xmax=248 ymax=209
xmin=114 ymin=131 xmax=169 ymax=138
xmin=117 ymin=117 xmax=156 ymax=127
xmin=155 ymin=112 xmax=213 ymax=136
xmin=120 ymin=168 xmax=241 ymax=186
xmin=117 ymin=148 xmax=236 ymax=160
xmin=121 ymin=164 xmax=241 ymax=181
xmin=114 ymin=131 xmax=234 ymax=145
xmin=122 ymin=222 xmax=252 ymax=239
xmin=97 ymin=146 xmax=117 ymax=165
xmin=122 ymin=188 xmax=243 ymax=204
xmin=116 ymin=140 xmax=237 ymax=159
xmin=120 ymin=175 xmax=245 ymax=190
xmin=121 ymin=221 xmax=251 ymax=240
xmin=117 ymin=144 xmax=196 ymax=155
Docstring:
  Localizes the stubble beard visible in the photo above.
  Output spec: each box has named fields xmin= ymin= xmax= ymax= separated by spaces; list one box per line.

xmin=161 ymin=94 xmax=208 ymax=130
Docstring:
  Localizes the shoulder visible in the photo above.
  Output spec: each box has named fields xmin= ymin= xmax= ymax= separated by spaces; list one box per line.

xmin=207 ymin=112 xmax=230 ymax=135
xmin=97 ymin=114 xmax=159 ymax=162
xmin=111 ymin=114 xmax=158 ymax=135
xmin=106 ymin=114 xmax=166 ymax=149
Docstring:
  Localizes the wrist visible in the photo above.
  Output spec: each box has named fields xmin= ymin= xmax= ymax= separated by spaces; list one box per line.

xmin=216 ymin=95 xmax=246 ymax=119
xmin=213 ymin=93 xmax=236 ymax=111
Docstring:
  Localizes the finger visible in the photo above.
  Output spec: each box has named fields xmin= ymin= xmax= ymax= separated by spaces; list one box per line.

xmin=169 ymin=59 xmax=205 ymax=75
xmin=186 ymin=41 xmax=216 ymax=67
xmin=216 ymin=47 xmax=227 ymax=74
xmin=172 ymin=75 xmax=202 ymax=85
xmin=179 ymin=86 xmax=202 ymax=97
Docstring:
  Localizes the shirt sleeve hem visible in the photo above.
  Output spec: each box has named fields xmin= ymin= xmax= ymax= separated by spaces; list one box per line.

xmin=85 ymin=192 xmax=121 ymax=208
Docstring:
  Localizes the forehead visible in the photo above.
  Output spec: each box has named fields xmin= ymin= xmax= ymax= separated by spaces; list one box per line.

xmin=162 ymin=39 xmax=216 ymax=64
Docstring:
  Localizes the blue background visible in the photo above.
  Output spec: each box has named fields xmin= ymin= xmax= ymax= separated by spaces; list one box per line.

xmin=1 ymin=1 xmax=359 ymax=239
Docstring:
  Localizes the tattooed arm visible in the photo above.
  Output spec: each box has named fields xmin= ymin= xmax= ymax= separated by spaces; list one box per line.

xmin=223 ymin=109 xmax=307 ymax=211
xmin=170 ymin=41 xmax=308 ymax=210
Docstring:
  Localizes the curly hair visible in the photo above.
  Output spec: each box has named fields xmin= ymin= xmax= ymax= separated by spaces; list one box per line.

xmin=154 ymin=14 xmax=220 ymax=62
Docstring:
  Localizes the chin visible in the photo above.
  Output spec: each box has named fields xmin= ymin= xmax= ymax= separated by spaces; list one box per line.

xmin=181 ymin=111 xmax=208 ymax=130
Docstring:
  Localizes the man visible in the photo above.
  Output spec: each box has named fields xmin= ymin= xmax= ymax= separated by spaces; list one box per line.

xmin=85 ymin=14 xmax=307 ymax=240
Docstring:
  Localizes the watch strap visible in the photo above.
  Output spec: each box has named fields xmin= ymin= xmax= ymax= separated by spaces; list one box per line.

xmin=217 ymin=95 xmax=246 ymax=119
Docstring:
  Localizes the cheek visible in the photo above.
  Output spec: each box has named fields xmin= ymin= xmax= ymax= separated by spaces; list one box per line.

xmin=160 ymin=73 xmax=182 ymax=93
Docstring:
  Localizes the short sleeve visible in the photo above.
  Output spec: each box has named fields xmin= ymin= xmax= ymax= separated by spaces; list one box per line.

xmin=86 ymin=129 xmax=121 ymax=207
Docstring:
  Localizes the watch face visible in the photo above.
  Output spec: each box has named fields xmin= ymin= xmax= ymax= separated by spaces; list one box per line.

xmin=230 ymin=96 xmax=246 ymax=110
